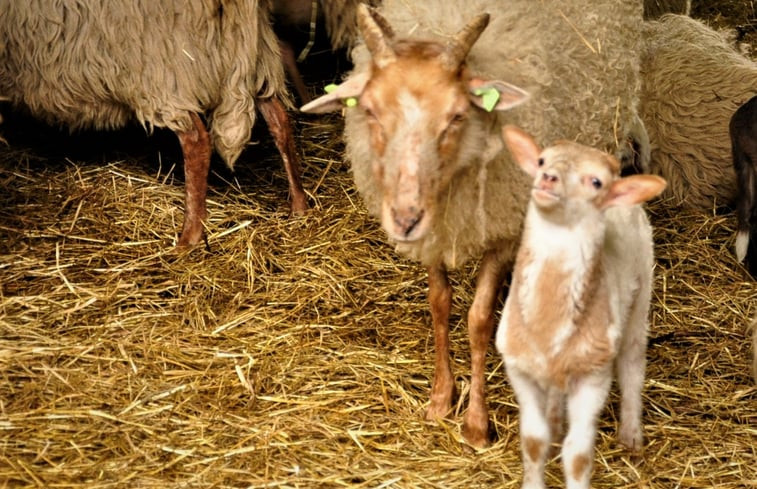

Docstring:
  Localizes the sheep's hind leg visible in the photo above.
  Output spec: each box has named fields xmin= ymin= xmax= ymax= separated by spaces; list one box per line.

xmin=462 ymin=250 xmax=508 ymax=448
xmin=258 ymin=97 xmax=309 ymax=215
xmin=425 ymin=264 xmax=455 ymax=422
xmin=177 ymin=112 xmax=212 ymax=246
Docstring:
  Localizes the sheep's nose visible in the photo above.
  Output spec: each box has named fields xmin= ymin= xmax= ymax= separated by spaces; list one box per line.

xmin=392 ymin=206 xmax=424 ymax=237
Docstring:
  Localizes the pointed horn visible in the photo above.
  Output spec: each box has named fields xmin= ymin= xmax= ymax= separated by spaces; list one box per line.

xmin=444 ymin=13 xmax=490 ymax=69
xmin=357 ymin=3 xmax=396 ymax=68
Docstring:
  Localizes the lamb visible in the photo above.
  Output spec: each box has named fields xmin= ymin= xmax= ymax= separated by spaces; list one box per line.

xmin=301 ymin=0 xmax=646 ymax=447
xmin=639 ymin=13 xmax=757 ymax=210
xmin=496 ymin=126 xmax=666 ymax=489
xmin=729 ymin=95 xmax=757 ymax=277
xmin=0 ymin=0 xmax=308 ymax=246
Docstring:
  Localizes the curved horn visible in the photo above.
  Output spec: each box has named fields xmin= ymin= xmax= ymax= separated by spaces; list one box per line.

xmin=357 ymin=3 xmax=396 ymax=68
xmin=444 ymin=13 xmax=490 ymax=69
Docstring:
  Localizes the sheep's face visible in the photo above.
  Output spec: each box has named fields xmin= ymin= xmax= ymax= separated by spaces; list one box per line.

xmin=358 ymin=49 xmax=473 ymax=242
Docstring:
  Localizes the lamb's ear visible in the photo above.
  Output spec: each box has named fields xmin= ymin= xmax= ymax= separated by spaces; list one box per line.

xmin=468 ymin=79 xmax=529 ymax=112
xmin=601 ymin=174 xmax=667 ymax=209
xmin=502 ymin=125 xmax=542 ymax=177
xmin=300 ymin=72 xmax=369 ymax=114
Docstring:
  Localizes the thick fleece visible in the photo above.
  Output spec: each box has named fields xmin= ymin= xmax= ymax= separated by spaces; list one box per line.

xmin=344 ymin=0 xmax=644 ymax=269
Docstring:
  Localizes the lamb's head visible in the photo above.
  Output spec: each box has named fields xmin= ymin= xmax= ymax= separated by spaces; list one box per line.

xmin=301 ymin=5 xmax=529 ymax=242
xmin=502 ymin=125 xmax=666 ymax=226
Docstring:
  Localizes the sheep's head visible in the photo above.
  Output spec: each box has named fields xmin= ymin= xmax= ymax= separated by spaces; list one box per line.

xmin=502 ymin=125 xmax=666 ymax=226
xmin=301 ymin=5 xmax=529 ymax=243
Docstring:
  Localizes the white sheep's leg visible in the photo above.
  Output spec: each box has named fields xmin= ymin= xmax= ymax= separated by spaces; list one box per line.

xmin=425 ymin=264 xmax=455 ymax=421
xmin=562 ymin=372 xmax=612 ymax=489
xmin=615 ymin=301 xmax=648 ymax=452
xmin=462 ymin=250 xmax=508 ymax=447
xmin=258 ymin=97 xmax=309 ymax=216
xmin=507 ymin=366 xmax=550 ymax=489
xmin=177 ymin=112 xmax=211 ymax=246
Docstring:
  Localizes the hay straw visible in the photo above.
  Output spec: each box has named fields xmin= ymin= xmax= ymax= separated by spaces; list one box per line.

xmin=1 ymin=4 xmax=756 ymax=486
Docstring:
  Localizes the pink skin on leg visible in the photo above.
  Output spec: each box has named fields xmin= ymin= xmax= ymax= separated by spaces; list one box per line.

xmin=177 ymin=112 xmax=211 ymax=246
xmin=258 ymin=97 xmax=309 ymax=215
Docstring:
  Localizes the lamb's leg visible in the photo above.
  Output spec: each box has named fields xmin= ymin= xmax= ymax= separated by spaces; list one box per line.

xmin=177 ymin=112 xmax=211 ymax=246
xmin=425 ymin=263 xmax=455 ymax=421
xmin=462 ymin=250 xmax=508 ymax=447
xmin=258 ymin=97 xmax=309 ymax=215
xmin=615 ymin=298 xmax=648 ymax=453
xmin=508 ymin=366 xmax=550 ymax=489
xmin=562 ymin=372 xmax=612 ymax=489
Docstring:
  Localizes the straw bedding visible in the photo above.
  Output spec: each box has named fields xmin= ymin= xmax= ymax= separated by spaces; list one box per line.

xmin=1 ymin=2 xmax=755 ymax=488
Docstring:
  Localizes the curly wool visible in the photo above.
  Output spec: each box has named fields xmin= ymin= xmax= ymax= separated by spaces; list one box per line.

xmin=0 ymin=0 xmax=289 ymax=168
xmin=345 ymin=0 xmax=644 ymax=268
xmin=640 ymin=14 xmax=757 ymax=209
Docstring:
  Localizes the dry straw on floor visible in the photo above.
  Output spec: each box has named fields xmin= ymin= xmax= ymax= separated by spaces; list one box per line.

xmin=0 ymin=108 xmax=754 ymax=488
xmin=1 ymin=3 xmax=756 ymax=486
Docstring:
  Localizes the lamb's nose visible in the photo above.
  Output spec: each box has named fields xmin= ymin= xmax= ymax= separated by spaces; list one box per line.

xmin=540 ymin=172 xmax=559 ymax=190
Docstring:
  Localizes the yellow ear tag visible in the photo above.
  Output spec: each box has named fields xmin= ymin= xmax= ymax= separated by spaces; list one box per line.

xmin=474 ymin=87 xmax=500 ymax=112
xmin=344 ymin=97 xmax=357 ymax=107
xmin=324 ymin=84 xmax=338 ymax=94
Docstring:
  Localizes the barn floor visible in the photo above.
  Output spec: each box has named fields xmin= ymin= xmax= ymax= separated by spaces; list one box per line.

xmin=1 ymin=3 xmax=756 ymax=488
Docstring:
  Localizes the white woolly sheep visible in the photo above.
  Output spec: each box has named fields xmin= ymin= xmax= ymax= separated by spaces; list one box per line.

xmin=729 ymin=95 xmax=757 ymax=277
xmin=496 ymin=125 xmax=666 ymax=489
xmin=0 ymin=0 xmax=308 ymax=246
xmin=302 ymin=0 xmax=645 ymax=447
xmin=643 ymin=0 xmax=690 ymax=19
xmin=640 ymin=13 xmax=757 ymax=210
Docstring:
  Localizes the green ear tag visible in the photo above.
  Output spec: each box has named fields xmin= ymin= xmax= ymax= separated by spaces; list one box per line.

xmin=324 ymin=83 xmax=338 ymax=94
xmin=474 ymin=87 xmax=500 ymax=112
xmin=344 ymin=97 xmax=357 ymax=107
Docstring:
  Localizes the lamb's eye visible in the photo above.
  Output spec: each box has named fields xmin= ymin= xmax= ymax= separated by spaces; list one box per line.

xmin=537 ymin=158 xmax=545 ymax=167
xmin=591 ymin=177 xmax=602 ymax=189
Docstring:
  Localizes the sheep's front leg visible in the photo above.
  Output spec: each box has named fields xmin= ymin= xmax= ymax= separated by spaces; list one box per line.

xmin=562 ymin=372 xmax=612 ymax=489
xmin=177 ymin=112 xmax=212 ymax=246
xmin=258 ymin=97 xmax=309 ymax=215
xmin=508 ymin=366 xmax=551 ymax=489
xmin=425 ymin=264 xmax=455 ymax=421
xmin=462 ymin=250 xmax=508 ymax=447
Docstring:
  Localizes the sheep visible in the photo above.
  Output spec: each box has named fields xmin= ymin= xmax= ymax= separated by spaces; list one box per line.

xmin=643 ymin=0 xmax=690 ymax=19
xmin=273 ymin=0 xmax=381 ymax=103
xmin=0 ymin=0 xmax=309 ymax=246
xmin=639 ymin=13 xmax=757 ymax=210
xmin=301 ymin=0 xmax=645 ymax=447
xmin=496 ymin=125 xmax=666 ymax=489
xmin=729 ymin=95 xmax=757 ymax=277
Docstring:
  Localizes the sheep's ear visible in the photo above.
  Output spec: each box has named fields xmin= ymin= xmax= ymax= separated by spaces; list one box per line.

xmin=502 ymin=125 xmax=542 ymax=177
xmin=468 ymin=79 xmax=529 ymax=112
xmin=601 ymin=174 xmax=667 ymax=209
xmin=300 ymin=73 xmax=369 ymax=114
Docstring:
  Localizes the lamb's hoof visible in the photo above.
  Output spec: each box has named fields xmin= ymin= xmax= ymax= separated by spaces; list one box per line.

xmin=425 ymin=400 xmax=451 ymax=421
xmin=619 ymin=426 xmax=644 ymax=457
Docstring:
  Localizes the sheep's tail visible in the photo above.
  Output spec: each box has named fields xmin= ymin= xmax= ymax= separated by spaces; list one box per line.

xmin=733 ymin=139 xmax=757 ymax=276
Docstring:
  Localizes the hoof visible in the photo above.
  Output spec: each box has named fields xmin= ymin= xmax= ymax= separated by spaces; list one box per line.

xmin=462 ymin=414 xmax=492 ymax=448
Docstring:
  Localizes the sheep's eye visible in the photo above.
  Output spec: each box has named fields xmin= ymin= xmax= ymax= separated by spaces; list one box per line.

xmin=537 ymin=158 xmax=545 ymax=167
xmin=591 ymin=177 xmax=602 ymax=189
